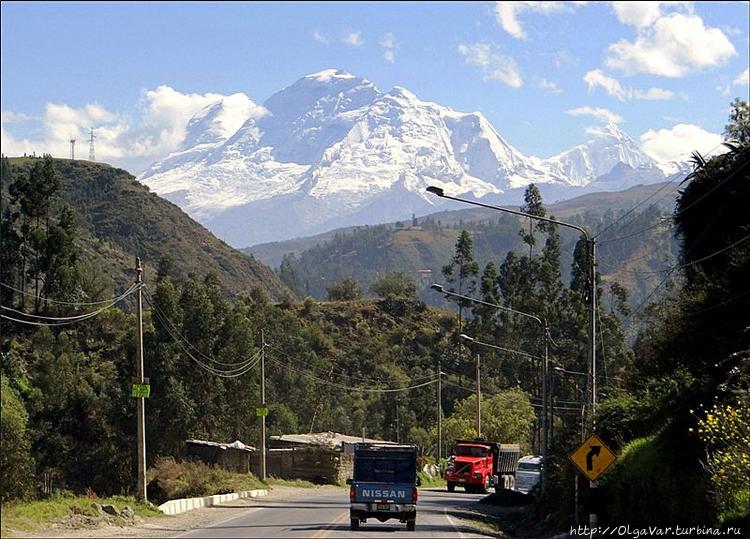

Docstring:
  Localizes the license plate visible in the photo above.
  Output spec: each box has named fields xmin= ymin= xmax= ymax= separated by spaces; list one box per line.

xmin=458 ymin=479 xmax=465 ymax=483
xmin=377 ymin=503 xmax=390 ymax=510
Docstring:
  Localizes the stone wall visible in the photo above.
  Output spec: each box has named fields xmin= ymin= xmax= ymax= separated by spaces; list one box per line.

xmin=250 ymin=447 xmax=353 ymax=484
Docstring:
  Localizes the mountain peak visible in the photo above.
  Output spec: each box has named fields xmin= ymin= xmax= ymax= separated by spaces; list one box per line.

xmin=180 ymin=92 xmax=260 ymax=150
xmin=386 ymin=86 xmax=419 ymax=102
xmin=304 ymin=68 xmax=358 ymax=82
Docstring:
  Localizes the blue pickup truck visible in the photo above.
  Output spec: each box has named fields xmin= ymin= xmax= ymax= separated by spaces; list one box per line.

xmin=348 ymin=444 xmax=420 ymax=531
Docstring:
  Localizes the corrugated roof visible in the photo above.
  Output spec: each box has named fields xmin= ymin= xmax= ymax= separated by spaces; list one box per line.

xmin=186 ymin=439 xmax=256 ymax=451
xmin=269 ymin=431 xmax=395 ymax=447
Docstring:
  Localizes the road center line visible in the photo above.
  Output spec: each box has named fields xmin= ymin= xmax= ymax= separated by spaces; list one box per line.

xmin=311 ymin=510 xmax=349 ymax=539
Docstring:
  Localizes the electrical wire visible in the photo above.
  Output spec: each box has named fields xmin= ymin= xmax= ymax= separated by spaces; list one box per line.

xmin=266 ymin=353 xmax=438 ymax=393
xmin=144 ymin=291 xmax=259 ymax=368
xmin=1 ymin=285 xmax=139 ymax=326
xmin=146 ymin=300 xmax=262 ymax=376
xmin=1 ymin=284 xmax=138 ymax=320
xmin=265 ymin=342 xmax=438 ymax=385
xmin=606 ymin=233 xmax=750 ymax=276
xmin=0 ymin=281 xmax=139 ymax=307
xmin=593 ymin=182 xmax=681 ymax=241
xmin=623 ymin=195 xmax=735 ymax=324
xmin=592 ymin=141 xmax=729 ymax=242
xmin=597 ymin=218 xmax=675 ymax=245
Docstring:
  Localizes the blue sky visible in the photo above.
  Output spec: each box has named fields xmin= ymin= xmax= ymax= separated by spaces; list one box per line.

xmin=2 ymin=1 xmax=748 ymax=174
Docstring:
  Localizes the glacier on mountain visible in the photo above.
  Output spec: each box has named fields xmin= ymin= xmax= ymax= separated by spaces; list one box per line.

xmin=139 ymin=69 xmax=677 ymax=247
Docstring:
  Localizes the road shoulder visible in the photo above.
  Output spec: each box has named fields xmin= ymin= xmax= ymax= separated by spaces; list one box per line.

xmin=5 ymin=485 xmax=343 ymax=539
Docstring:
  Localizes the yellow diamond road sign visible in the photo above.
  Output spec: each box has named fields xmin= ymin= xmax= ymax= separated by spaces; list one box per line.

xmin=569 ymin=433 xmax=616 ymax=481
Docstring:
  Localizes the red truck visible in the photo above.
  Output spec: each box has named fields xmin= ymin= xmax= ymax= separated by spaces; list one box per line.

xmin=445 ymin=440 xmax=520 ymax=494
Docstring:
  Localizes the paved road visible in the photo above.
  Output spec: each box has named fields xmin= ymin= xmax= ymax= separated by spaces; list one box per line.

xmin=177 ymin=488 xmax=490 ymax=538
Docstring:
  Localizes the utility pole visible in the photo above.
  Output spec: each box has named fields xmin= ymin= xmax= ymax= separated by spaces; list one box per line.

xmin=134 ymin=257 xmax=147 ymax=503
xmin=259 ymin=329 xmax=267 ymax=481
xmin=88 ymin=127 xmax=96 ymax=161
xmin=475 ymin=353 xmax=481 ymax=438
xmin=588 ymin=239 xmax=598 ymax=527
xmin=437 ymin=360 xmax=442 ymax=462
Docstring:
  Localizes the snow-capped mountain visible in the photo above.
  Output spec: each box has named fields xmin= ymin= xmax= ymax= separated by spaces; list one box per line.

xmin=139 ymin=69 xmax=677 ymax=247
xmin=545 ymin=123 xmax=660 ymax=186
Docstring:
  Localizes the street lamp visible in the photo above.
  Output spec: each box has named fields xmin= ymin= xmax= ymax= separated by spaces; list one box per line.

xmin=458 ymin=332 xmax=548 ymax=488
xmin=433 ymin=284 xmax=551 ymax=469
xmin=428 ymin=186 xmax=598 ymax=523
xmin=426 ymin=187 xmax=597 ymax=427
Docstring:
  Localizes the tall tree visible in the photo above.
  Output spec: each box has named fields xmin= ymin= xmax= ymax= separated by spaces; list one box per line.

xmin=724 ymin=98 xmax=749 ymax=144
xmin=519 ymin=184 xmax=547 ymax=257
xmin=442 ymin=230 xmax=479 ymax=330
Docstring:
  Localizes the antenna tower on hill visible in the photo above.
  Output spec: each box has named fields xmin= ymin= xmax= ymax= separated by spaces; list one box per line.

xmin=69 ymin=138 xmax=76 ymax=160
xmin=88 ymin=127 xmax=96 ymax=161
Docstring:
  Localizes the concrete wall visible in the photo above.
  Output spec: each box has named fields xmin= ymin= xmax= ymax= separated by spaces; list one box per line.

xmin=158 ymin=489 xmax=268 ymax=516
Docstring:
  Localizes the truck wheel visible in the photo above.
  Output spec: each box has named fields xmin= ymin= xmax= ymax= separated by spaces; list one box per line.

xmin=447 ymin=482 xmax=455 ymax=492
xmin=480 ymin=477 xmax=489 ymax=493
xmin=350 ymin=518 xmax=359 ymax=530
xmin=407 ymin=519 xmax=416 ymax=531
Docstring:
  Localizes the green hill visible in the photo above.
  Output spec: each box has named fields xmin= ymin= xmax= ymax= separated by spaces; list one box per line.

xmin=3 ymin=157 xmax=289 ymax=300
xmin=253 ymin=184 xmax=680 ymax=311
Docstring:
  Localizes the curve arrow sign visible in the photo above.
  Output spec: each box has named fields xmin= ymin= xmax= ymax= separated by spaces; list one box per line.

xmin=586 ymin=445 xmax=601 ymax=470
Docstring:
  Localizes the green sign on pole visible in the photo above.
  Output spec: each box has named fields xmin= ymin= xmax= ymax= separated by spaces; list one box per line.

xmin=256 ymin=406 xmax=269 ymax=417
xmin=131 ymin=384 xmax=151 ymax=398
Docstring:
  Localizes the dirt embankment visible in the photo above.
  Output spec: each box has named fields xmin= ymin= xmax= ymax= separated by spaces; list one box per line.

xmin=7 ymin=486 xmax=341 ymax=539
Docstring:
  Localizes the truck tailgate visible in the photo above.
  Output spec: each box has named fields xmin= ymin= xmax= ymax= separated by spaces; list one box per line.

xmin=353 ymin=482 xmax=415 ymax=503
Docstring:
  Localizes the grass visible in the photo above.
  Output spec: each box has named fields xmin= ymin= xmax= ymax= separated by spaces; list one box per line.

xmin=148 ymin=457 xmax=267 ymax=504
xmin=1 ymin=493 xmax=164 ymax=536
xmin=264 ymin=477 xmax=319 ymax=489
xmin=418 ymin=471 xmax=446 ymax=488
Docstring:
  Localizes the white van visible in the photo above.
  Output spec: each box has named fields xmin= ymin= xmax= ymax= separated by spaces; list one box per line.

xmin=514 ymin=455 xmax=543 ymax=494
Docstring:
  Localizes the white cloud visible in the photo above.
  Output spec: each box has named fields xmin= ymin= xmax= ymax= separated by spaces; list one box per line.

xmin=458 ymin=42 xmax=523 ymax=88
xmin=584 ymin=69 xmax=673 ymax=101
xmin=0 ymin=86 xmax=256 ymax=174
xmin=734 ymin=68 xmax=750 ymax=86
xmin=611 ymin=2 xmax=662 ymax=28
xmin=494 ymin=1 xmax=584 ymax=40
xmin=605 ymin=12 xmax=736 ymax=77
xmin=567 ymin=106 xmax=623 ymax=124
xmin=312 ymin=30 xmax=331 ymax=44
xmin=343 ymin=31 xmax=363 ymax=47
xmin=536 ymin=77 xmax=562 ymax=94
xmin=640 ymin=123 xmax=723 ymax=163
xmin=1 ymin=111 xmax=35 ymax=123
xmin=380 ymin=32 xmax=396 ymax=63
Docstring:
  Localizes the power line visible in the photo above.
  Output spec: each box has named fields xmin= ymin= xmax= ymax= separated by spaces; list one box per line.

xmin=597 ymin=218 xmax=675 ymax=245
xmin=592 ymin=141 xmax=730 ymax=242
xmin=608 ymin=234 xmax=750 ymax=276
xmin=594 ymin=182 xmax=681 ymax=241
xmin=144 ymin=291 xmax=258 ymax=368
xmin=623 ymin=196 xmax=735 ymax=324
xmin=266 ymin=353 xmax=438 ymax=393
xmin=0 ymin=281 xmax=139 ymax=307
xmin=145 ymin=297 xmax=262 ymax=376
xmin=265 ymin=341 xmax=437 ymax=385
xmin=671 ymin=155 xmax=750 ymax=219
xmin=1 ymin=284 xmax=138 ymax=320
xmin=1 ymin=285 xmax=139 ymax=326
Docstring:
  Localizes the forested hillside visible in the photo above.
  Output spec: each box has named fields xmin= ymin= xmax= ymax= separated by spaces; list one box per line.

xmin=1 ymin=157 xmax=289 ymax=300
xmin=1 ymin=102 xmax=747 ymax=535
xmin=270 ymin=191 xmax=679 ymax=318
